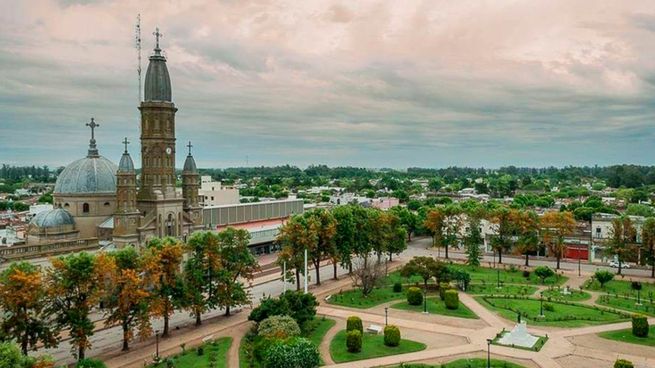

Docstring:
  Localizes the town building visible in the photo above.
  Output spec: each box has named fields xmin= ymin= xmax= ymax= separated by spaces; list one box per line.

xmin=199 ymin=176 xmax=240 ymax=206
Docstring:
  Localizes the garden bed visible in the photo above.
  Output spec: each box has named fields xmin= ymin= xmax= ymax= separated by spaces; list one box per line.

xmin=598 ymin=325 xmax=655 ymax=347
xmin=329 ymin=329 xmax=426 ymax=363
xmin=151 ymin=337 xmax=231 ymax=368
xmin=390 ymin=297 xmax=479 ymax=319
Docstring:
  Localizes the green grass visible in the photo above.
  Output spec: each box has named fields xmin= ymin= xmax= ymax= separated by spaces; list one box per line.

xmin=387 ymin=358 xmax=527 ymax=368
xmin=329 ymin=329 xmax=426 ymax=363
xmin=390 ymin=297 xmax=479 ymax=319
xmin=303 ymin=317 xmax=337 ymax=347
xmin=466 ymin=283 xmax=538 ymax=296
xmin=386 ymin=270 xmax=427 ymax=285
xmin=541 ymin=288 xmax=591 ymax=301
xmin=328 ymin=287 xmax=405 ymax=309
xmin=595 ymin=295 xmax=655 ymax=316
xmin=477 ymin=296 xmax=630 ymax=327
xmin=584 ymin=279 xmax=655 ymax=296
xmin=152 ymin=337 xmax=231 ymax=368
xmin=449 ymin=264 xmax=567 ymax=286
xmin=599 ymin=325 xmax=655 ymax=347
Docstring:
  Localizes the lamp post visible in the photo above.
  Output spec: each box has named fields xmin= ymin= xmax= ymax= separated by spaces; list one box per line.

xmin=486 ymin=338 xmax=492 ymax=368
xmin=155 ymin=330 xmax=160 ymax=360
xmin=539 ymin=291 xmax=544 ymax=318
xmin=423 ymin=288 xmax=428 ymax=314
xmin=578 ymin=257 xmax=581 ymax=277
xmin=497 ymin=268 xmax=501 ymax=289
xmin=385 ymin=307 xmax=388 ymax=326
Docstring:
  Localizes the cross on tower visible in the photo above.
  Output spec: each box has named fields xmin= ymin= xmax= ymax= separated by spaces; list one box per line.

xmin=122 ymin=137 xmax=130 ymax=153
xmin=153 ymin=27 xmax=162 ymax=49
xmin=86 ymin=118 xmax=99 ymax=140
xmin=187 ymin=141 xmax=193 ymax=155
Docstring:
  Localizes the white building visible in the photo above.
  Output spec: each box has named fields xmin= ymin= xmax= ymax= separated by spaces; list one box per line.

xmin=199 ymin=176 xmax=240 ymax=206
xmin=591 ymin=213 xmax=645 ymax=262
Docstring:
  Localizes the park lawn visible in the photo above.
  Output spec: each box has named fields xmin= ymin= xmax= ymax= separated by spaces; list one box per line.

xmin=329 ymin=329 xmax=426 ymax=363
xmin=466 ymin=283 xmax=538 ymax=296
xmin=449 ymin=265 xmax=567 ymax=286
xmin=388 ymin=358 xmax=527 ymax=368
xmin=328 ymin=287 xmax=405 ymax=309
xmin=153 ymin=337 xmax=231 ymax=368
xmin=595 ymin=295 xmax=655 ymax=316
xmin=386 ymin=270 xmax=427 ymax=285
xmin=599 ymin=325 xmax=655 ymax=347
xmin=390 ymin=297 xmax=479 ymax=319
xmin=476 ymin=297 xmax=630 ymax=327
xmin=541 ymin=288 xmax=591 ymax=302
xmin=584 ymin=279 xmax=655 ymax=296
xmin=303 ymin=317 xmax=337 ymax=347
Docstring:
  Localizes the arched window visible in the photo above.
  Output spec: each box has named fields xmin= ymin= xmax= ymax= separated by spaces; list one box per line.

xmin=83 ymin=203 xmax=90 ymax=213
xmin=104 ymin=202 xmax=110 ymax=207
xmin=64 ymin=203 xmax=70 ymax=208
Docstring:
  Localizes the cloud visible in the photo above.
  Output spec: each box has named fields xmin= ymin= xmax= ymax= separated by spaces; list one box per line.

xmin=1 ymin=0 xmax=655 ymax=169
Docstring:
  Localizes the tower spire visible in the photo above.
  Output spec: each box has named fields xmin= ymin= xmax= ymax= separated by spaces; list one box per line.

xmin=153 ymin=27 xmax=162 ymax=55
xmin=122 ymin=137 xmax=130 ymax=153
xmin=86 ymin=117 xmax=100 ymax=157
xmin=187 ymin=141 xmax=193 ymax=155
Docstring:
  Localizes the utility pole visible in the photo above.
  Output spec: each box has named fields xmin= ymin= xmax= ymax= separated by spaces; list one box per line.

xmin=135 ymin=14 xmax=142 ymax=103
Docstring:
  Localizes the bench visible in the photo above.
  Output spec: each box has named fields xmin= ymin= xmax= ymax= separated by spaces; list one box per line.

xmin=366 ymin=324 xmax=383 ymax=334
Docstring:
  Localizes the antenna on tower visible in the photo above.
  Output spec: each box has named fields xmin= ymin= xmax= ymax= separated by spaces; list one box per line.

xmin=135 ymin=14 xmax=142 ymax=103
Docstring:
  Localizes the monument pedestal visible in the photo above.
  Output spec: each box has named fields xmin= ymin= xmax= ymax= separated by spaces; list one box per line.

xmin=497 ymin=321 xmax=539 ymax=348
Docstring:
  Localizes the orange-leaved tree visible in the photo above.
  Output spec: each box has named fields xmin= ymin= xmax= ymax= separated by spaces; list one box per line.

xmin=541 ymin=211 xmax=576 ymax=269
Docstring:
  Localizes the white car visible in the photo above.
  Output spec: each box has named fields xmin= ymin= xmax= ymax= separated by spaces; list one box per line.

xmin=608 ymin=260 xmax=631 ymax=269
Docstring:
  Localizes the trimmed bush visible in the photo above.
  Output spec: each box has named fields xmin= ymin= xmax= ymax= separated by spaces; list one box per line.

xmin=264 ymin=337 xmax=321 ymax=368
xmin=75 ymin=359 xmax=107 ymax=368
xmin=258 ymin=315 xmax=301 ymax=339
xmin=346 ymin=316 xmax=363 ymax=334
xmin=438 ymin=282 xmax=451 ymax=300
xmin=522 ymin=270 xmax=530 ymax=278
xmin=346 ymin=330 xmax=362 ymax=353
xmin=444 ymin=289 xmax=459 ymax=310
xmin=384 ymin=325 xmax=401 ymax=347
xmin=393 ymin=282 xmax=402 ymax=293
xmin=614 ymin=359 xmax=634 ymax=368
xmin=632 ymin=314 xmax=649 ymax=338
xmin=544 ymin=303 xmax=555 ymax=312
xmin=407 ymin=287 xmax=423 ymax=306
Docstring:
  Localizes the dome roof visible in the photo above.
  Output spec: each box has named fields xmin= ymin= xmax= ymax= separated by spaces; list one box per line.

xmin=30 ymin=208 xmax=75 ymax=228
xmin=144 ymin=43 xmax=172 ymax=102
xmin=183 ymin=154 xmax=197 ymax=173
xmin=118 ymin=151 xmax=135 ymax=173
xmin=54 ymin=155 xmax=118 ymax=194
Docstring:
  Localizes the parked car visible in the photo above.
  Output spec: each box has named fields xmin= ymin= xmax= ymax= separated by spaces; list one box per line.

xmin=608 ymin=260 xmax=631 ymax=269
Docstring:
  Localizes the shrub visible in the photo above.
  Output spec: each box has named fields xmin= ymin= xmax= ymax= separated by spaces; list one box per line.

xmin=522 ymin=270 xmax=530 ymax=278
xmin=197 ymin=346 xmax=204 ymax=356
xmin=76 ymin=359 xmax=107 ymax=368
xmin=534 ymin=266 xmax=555 ymax=284
xmin=249 ymin=291 xmax=318 ymax=326
xmin=632 ymin=314 xmax=649 ymax=338
xmin=444 ymin=290 xmax=459 ymax=310
xmin=384 ymin=325 xmax=401 ymax=347
xmin=406 ymin=287 xmax=423 ymax=306
xmin=594 ymin=270 xmax=614 ymax=289
xmin=631 ymin=281 xmax=642 ymax=291
xmin=438 ymin=282 xmax=451 ymax=300
xmin=393 ymin=282 xmax=402 ymax=293
xmin=264 ymin=337 xmax=320 ymax=368
xmin=544 ymin=303 xmax=555 ymax=312
xmin=614 ymin=359 xmax=634 ymax=368
xmin=346 ymin=330 xmax=362 ymax=353
xmin=258 ymin=315 xmax=301 ymax=339
xmin=346 ymin=316 xmax=363 ymax=334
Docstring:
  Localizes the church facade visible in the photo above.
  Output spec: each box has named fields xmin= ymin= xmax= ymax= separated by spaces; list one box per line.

xmin=28 ymin=30 xmax=204 ymax=248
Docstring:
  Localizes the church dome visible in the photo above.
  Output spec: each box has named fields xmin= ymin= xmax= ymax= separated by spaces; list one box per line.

xmin=144 ymin=30 xmax=172 ymax=102
xmin=118 ymin=151 xmax=135 ymax=173
xmin=30 ymin=208 xmax=75 ymax=228
xmin=54 ymin=156 xmax=118 ymax=194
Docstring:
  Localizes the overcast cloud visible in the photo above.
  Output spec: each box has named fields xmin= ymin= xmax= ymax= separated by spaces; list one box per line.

xmin=1 ymin=0 xmax=655 ymax=169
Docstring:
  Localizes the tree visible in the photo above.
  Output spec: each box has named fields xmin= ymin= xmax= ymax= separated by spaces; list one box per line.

xmin=216 ymin=228 xmax=260 ymax=316
xmin=463 ymin=208 xmax=485 ymax=267
xmin=333 ymin=205 xmax=356 ymax=275
xmin=303 ymin=209 xmax=337 ymax=285
xmin=594 ymin=270 xmax=614 ymax=288
xmin=181 ymin=254 xmax=207 ymax=326
xmin=534 ymin=266 xmax=554 ymax=284
xmin=390 ymin=206 xmax=418 ymax=241
xmin=381 ymin=211 xmax=407 ymax=262
xmin=104 ymin=247 xmax=152 ymax=351
xmin=142 ymin=237 xmax=184 ymax=338
xmin=424 ymin=208 xmax=445 ymax=250
xmin=605 ymin=216 xmax=636 ymax=275
xmin=46 ymin=252 xmax=115 ymax=361
xmin=541 ymin=211 xmax=576 ymax=269
xmin=489 ymin=207 xmax=515 ymax=264
xmin=642 ymin=217 xmax=655 ymax=278
xmin=399 ymin=256 xmax=448 ymax=289
xmin=441 ymin=204 xmax=463 ymax=259
xmin=350 ymin=258 xmax=385 ymax=296
xmin=277 ymin=215 xmax=316 ymax=290
xmin=0 ymin=262 xmax=57 ymax=355
xmin=514 ymin=210 xmax=540 ymax=266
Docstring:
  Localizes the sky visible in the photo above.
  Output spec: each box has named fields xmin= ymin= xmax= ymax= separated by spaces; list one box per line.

xmin=1 ymin=0 xmax=655 ymax=169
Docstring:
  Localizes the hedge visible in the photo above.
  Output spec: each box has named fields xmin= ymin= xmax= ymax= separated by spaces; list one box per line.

xmin=384 ymin=325 xmax=401 ymax=347
xmin=407 ymin=287 xmax=423 ymax=306
xmin=346 ymin=316 xmax=363 ymax=334
xmin=632 ymin=314 xmax=649 ymax=338
xmin=439 ymin=282 xmax=451 ymax=300
xmin=346 ymin=330 xmax=362 ymax=353
xmin=614 ymin=359 xmax=634 ymax=368
xmin=258 ymin=315 xmax=301 ymax=339
xmin=264 ymin=337 xmax=321 ymax=368
xmin=444 ymin=289 xmax=459 ymax=310
xmin=393 ymin=282 xmax=402 ymax=293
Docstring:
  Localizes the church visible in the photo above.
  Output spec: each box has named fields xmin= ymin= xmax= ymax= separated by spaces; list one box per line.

xmin=27 ymin=30 xmax=204 ymax=248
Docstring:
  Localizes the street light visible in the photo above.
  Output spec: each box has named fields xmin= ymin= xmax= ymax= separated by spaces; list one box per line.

xmin=486 ymin=338 xmax=492 ymax=368
xmin=423 ymin=288 xmax=428 ymax=314
xmin=578 ymin=257 xmax=581 ymax=277
xmin=385 ymin=307 xmax=388 ymax=326
xmin=539 ymin=291 xmax=544 ymax=318
xmin=155 ymin=330 xmax=160 ymax=360
xmin=497 ymin=268 xmax=501 ymax=289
